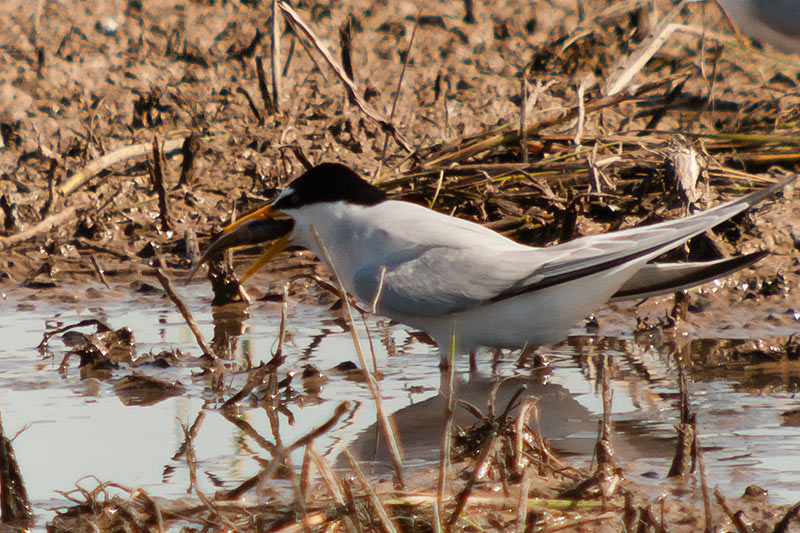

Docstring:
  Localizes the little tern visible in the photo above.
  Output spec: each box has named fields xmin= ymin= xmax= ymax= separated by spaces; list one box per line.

xmin=198 ymin=163 xmax=792 ymax=368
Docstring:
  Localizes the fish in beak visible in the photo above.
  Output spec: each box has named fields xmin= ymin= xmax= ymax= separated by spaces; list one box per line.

xmin=188 ymin=206 xmax=294 ymax=283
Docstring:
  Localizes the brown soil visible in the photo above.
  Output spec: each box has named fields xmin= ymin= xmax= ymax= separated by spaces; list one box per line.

xmin=2 ymin=0 xmax=800 ymax=530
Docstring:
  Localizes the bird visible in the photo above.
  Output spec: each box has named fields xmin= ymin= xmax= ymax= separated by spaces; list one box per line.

xmin=196 ymin=163 xmax=792 ymax=369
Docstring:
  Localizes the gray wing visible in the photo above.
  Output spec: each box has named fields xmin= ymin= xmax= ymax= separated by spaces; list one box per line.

xmin=353 ymin=177 xmax=790 ymax=316
xmin=352 ymin=246 xmax=542 ymax=317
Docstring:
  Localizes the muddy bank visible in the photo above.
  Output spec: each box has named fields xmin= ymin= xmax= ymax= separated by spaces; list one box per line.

xmin=1 ymin=0 xmax=800 ymax=530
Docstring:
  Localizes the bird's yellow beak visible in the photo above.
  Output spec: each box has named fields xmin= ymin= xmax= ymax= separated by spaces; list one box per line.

xmin=222 ymin=204 xmax=277 ymax=233
xmin=239 ymin=233 xmax=290 ymax=282
xmin=189 ymin=205 xmax=294 ymax=283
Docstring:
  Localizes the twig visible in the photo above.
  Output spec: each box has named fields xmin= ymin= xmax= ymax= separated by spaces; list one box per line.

xmin=0 ymin=205 xmax=79 ymax=252
xmin=237 ymin=86 xmax=264 ymax=124
xmin=287 ymin=401 xmax=349 ymax=453
xmin=271 ymin=0 xmax=282 ymax=112
xmin=359 ymin=312 xmax=380 ymax=375
xmin=278 ymin=2 xmax=412 ymax=154
xmin=180 ymin=419 xmax=237 ymax=530
xmin=256 ymin=57 xmax=275 ymax=115
xmin=40 ymin=159 xmax=57 ymax=217
xmin=89 ymin=256 xmax=110 ymax=289
xmin=448 ymin=433 xmax=499 ymax=526
xmin=519 ymin=73 xmax=529 ymax=164
xmin=429 ymin=170 xmax=445 ymax=208
xmin=596 ymin=355 xmax=615 ymax=470
xmin=370 ymin=266 xmax=387 ymax=315
xmin=292 ymin=145 xmax=313 ymax=170
xmin=339 ymin=19 xmax=355 ymax=105
xmin=221 ymin=363 xmax=272 ymax=410
xmin=339 ymin=473 xmax=364 ymax=533
xmin=282 ymin=32 xmax=296 ymax=78
xmin=713 ymin=486 xmax=750 ymax=533
xmin=154 ymin=269 xmax=214 ymax=358
xmin=276 ymin=281 xmax=290 ymax=357
xmin=435 ymin=330 xmax=457 ymax=533
xmin=58 ymin=136 xmax=188 ymax=196
xmin=668 ymin=351 xmax=696 ymax=477
xmin=0 ymin=195 xmax=17 ymax=233
xmin=696 ymin=432 xmax=713 ymax=533
xmin=603 ymin=22 xmax=682 ymax=97
xmin=178 ymin=132 xmax=200 ymax=187
xmin=172 ymin=411 xmax=206 ymax=461
xmin=773 ymin=500 xmax=800 ymax=533
xmin=309 ymin=225 xmax=405 ymax=488
xmin=218 ymin=406 xmax=349 ymax=502
xmin=573 ymin=79 xmax=587 ymax=150
xmin=149 ymin=137 xmax=172 ymax=233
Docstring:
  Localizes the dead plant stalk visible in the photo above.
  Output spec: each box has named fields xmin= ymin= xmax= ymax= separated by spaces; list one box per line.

xmin=309 ymin=225 xmax=405 ymax=488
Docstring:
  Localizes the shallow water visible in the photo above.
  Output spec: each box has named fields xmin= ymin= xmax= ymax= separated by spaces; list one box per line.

xmin=1 ymin=283 xmax=799 ymax=526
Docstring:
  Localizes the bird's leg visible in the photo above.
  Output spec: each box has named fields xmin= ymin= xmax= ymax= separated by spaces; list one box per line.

xmin=469 ymin=351 xmax=477 ymax=372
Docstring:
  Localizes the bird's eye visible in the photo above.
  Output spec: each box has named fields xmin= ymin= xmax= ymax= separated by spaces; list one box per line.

xmin=274 ymin=192 xmax=298 ymax=210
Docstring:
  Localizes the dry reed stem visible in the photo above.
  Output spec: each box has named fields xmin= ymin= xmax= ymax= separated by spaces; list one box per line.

xmin=89 ymin=255 xmax=110 ymax=289
xmin=271 ymin=0 xmax=282 ymax=112
xmin=344 ymin=449 xmax=398 ymax=533
xmin=309 ymin=225 xmax=405 ymax=488
xmin=220 ymin=411 xmax=276 ymax=455
xmin=287 ymin=401 xmax=350 ymax=453
xmin=595 ymin=353 xmax=615 ymax=471
xmin=256 ymin=56 xmax=275 ymax=115
xmin=149 ymin=137 xmax=171 ymax=233
xmin=383 ymin=493 xmax=611 ymax=510
xmin=604 ymin=20 xmax=679 ymax=97
xmin=237 ymin=86 xmax=264 ymax=124
xmin=435 ymin=333 xmax=457 ymax=533
xmin=308 ymin=444 xmax=359 ymax=532
xmin=713 ymin=486 xmax=749 ymax=533
xmin=220 ymin=363 xmax=272 ymax=410
xmin=696 ymin=432 xmax=713 ymax=533
xmin=519 ymin=74 xmax=528 ymax=164
xmin=276 ymin=281 xmax=290 ymax=357
xmin=448 ymin=433 xmax=499 ymax=526
xmin=154 ymin=269 xmax=215 ymax=358
xmin=180 ymin=419 xmax=237 ymax=530
xmin=299 ymin=444 xmax=313 ymax=505
xmin=171 ymin=410 xmax=206 ymax=462
xmin=572 ymin=79 xmax=587 ymax=149
xmin=515 ymin=470 xmax=532 ymax=533
xmin=278 ymin=2 xmax=412 ymax=154
xmin=423 ymin=75 xmax=682 ymax=168
xmin=514 ymin=397 xmax=537 ymax=473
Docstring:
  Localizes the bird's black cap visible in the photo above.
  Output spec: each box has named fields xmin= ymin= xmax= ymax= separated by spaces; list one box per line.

xmin=273 ymin=163 xmax=387 ymax=209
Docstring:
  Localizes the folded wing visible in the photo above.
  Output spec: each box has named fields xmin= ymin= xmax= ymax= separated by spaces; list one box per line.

xmin=353 ymin=177 xmax=789 ymax=317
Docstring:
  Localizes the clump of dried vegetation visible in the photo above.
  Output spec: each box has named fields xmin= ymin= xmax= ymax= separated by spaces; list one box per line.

xmin=2 ymin=0 xmax=800 ymax=530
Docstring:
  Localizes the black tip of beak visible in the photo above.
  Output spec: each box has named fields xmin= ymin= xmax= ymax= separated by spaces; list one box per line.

xmin=186 ymin=217 xmax=294 ymax=285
